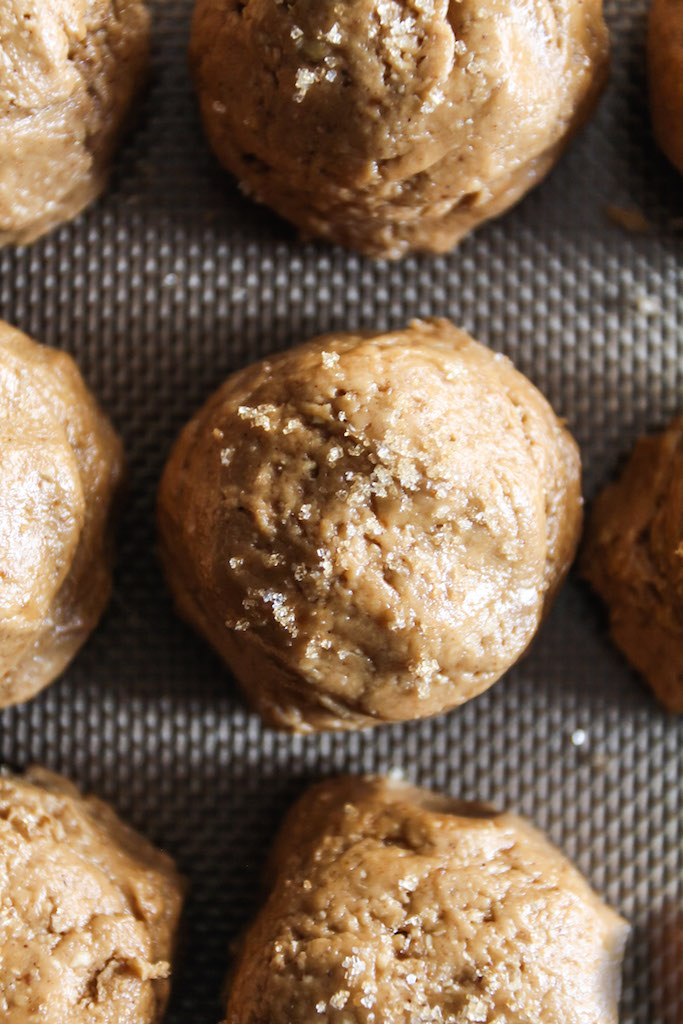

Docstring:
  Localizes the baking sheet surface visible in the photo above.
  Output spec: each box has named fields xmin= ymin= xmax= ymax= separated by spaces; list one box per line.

xmin=0 ymin=1 xmax=681 ymax=1021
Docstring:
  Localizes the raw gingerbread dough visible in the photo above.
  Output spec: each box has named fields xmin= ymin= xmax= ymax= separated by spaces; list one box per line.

xmin=0 ymin=766 xmax=183 ymax=1023
xmin=158 ymin=319 xmax=582 ymax=732
xmin=581 ymin=417 xmax=683 ymax=712
xmin=223 ymin=775 xmax=629 ymax=1024
xmin=0 ymin=0 xmax=150 ymax=246
xmin=648 ymin=0 xmax=683 ymax=174
xmin=190 ymin=0 xmax=609 ymax=258
xmin=0 ymin=320 xmax=123 ymax=708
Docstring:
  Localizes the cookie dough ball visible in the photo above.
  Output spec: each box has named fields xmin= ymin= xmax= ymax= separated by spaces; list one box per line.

xmin=158 ymin=319 xmax=582 ymax=732
xmin=0 ymin=321 xmax=123 ymax=708
xmin=223 ymin=776 xmax=628 ymax=1024
xmin=581 ymin=417 xmax=683 ymax=711
xmin=0 ymin=0 xmax=150 ymax=246
xmin=648 ymin=0 xmax=683 ymax=174
xmin=0 ymin=766 xmax=183 ymax=1023
xmin=190 ymin=0 xmax=609 ymax=258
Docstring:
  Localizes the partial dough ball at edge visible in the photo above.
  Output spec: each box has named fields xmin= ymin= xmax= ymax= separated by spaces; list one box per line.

xmin=581 ymin=416 xmax=683 ymax=712
xmin=0 ymin=0 xmax=150 ymax=246
xmin=190 ymin=0 xmax=610 ymax=258
xmin=648 ymin=0 xmax=683 ymax=175
xmin=0 ymin=319 xmax=124 ymax=708
xmin=0 ymin=765 xmax=184 ymax=1024
xmin=223 ymin=775 xmax=628 ymax=1024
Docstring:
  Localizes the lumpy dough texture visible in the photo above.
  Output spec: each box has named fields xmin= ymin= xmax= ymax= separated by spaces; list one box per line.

xmin=223 ymin=776 xmax=629 ymax=1024
xmin=648 ymin=0 xmax=683 ymax=174
xmin=0 ymin=320 xmax=123 ymax=708
xmin=190 ymin=0 xmax=609 ymax=258
xmin=158 ymin=319 xmax=582 ymax=732
xmin=0 ymin=0 xmax=149 ymax=246
xmin=0 ymin=767 xmax=183 ymax=1023
xmin=581 ymin=417 xmax=683 ymax=712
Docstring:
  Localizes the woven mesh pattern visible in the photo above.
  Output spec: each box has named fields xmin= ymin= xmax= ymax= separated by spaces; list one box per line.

xmin=0 ymin=1 xmax=681 ymax=1021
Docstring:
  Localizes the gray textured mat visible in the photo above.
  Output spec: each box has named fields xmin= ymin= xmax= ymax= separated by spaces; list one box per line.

xmin=0 ymin=1 xmax=681 ymax=1021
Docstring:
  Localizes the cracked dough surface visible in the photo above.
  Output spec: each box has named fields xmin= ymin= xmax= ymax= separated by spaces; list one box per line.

xmin=0 ymin=0 xmax=149 ymax=246
xmin=648 ymin=0 xmax=683 ymax=174
xmin=158 ymin=319 xmax=582 ymax=732
xmin=190 ymin=0 xmax=609 ymax=258
xmin=0 ymin=320 xmax=123 ymax=709
xmin=223 ymin=775 xmax=628 ymax=1024
xmin=0 ymin=766 xmax=183 ymax=1023
xmin=581 ymin=416 xmax=683 ymax=711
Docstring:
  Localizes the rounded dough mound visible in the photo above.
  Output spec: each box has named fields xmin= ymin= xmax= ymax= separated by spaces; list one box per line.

xmin=581 ymin=417 xmax=683 ymax=712
xmin=0 ymin=0 xmax=150 ymax=246
xmin=0 ymin=320 xmax=123 ymax=708
xmin=0 ymin=767 xmax=183 ymax=1024
xmin=648 ymin=0 xmax=683 ymax=174
xmin=190 ymin=0 xmax=609 ymax=259
xmin=223 ymin=776 xmax=628 ymax=1024
xmin=158 ymin=319 xmax=582 ymax=732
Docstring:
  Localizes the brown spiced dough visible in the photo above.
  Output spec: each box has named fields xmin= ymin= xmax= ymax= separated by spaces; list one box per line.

xmin=222 ymin=775 xmax=629 ymax=1024
xmin=158 ymin=319 xmax=582 ymax=732
xmin=648 ymin=0 xmax=683 ymax=174
xmin=0 ymin=320 xmax=123 ymax=709
xmin=190 ymin=0 xmax=609 ymax=259
xmin=0 ymin=0 xmax=149 ymax=247
xmin=581 ymin=417 xmax=683 ymax=712
xmin=0 ymin=766 xmax=183 ymax=1023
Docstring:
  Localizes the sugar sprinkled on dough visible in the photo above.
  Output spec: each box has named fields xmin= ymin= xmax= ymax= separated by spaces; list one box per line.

xmin=158 ymin=319 xmax=582 ymax=732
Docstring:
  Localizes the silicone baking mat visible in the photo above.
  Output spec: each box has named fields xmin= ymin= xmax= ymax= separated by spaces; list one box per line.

xmin=0 ymin=1 xmax=681 ymax=1020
